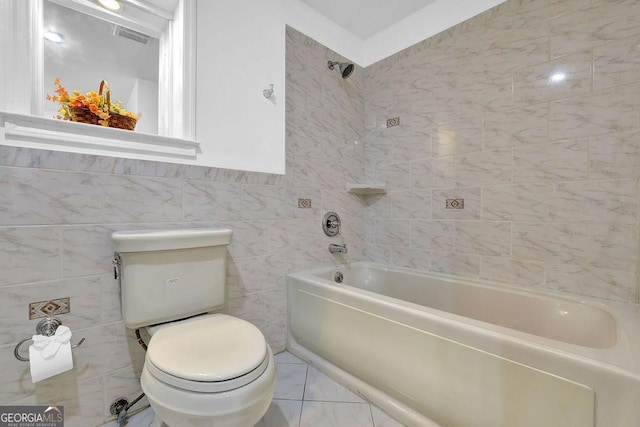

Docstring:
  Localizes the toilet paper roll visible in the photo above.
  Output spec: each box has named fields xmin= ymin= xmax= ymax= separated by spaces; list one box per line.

xmin=28 ymin=328 xmax=74 ymax=383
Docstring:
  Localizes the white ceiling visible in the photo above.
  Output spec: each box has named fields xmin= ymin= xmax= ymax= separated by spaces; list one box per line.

xmin=299 ymin=0 xmax=437 ymax=39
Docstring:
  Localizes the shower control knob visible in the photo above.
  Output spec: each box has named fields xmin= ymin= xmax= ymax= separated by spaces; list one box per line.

xmin=322 ymin=212 xmax=342 ymax=237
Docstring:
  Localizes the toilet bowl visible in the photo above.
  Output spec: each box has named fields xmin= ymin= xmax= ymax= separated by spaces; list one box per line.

xmin=111 ymin=229 xmax=276 ymax=426
xmin=141 ymin=315 xmax=276 ymax=427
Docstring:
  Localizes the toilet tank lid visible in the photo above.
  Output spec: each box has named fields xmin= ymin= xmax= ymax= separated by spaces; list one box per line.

xmin=112 ymin=228 xmax=233 ymax=253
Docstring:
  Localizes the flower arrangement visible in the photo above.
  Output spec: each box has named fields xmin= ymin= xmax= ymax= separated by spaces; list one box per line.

xmin=47 ymin=78 xmax=139 ymax=130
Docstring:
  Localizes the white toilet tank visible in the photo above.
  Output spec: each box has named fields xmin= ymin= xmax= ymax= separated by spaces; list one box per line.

xmin=112 ymin=229 xmax=233 ymax=329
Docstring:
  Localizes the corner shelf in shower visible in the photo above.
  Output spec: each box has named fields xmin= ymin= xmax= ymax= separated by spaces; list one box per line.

xmin=345 ymin=182 xmax=387 ymax=195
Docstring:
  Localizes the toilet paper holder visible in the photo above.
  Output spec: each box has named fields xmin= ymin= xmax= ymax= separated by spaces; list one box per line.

xmin=13 ymin=317 xmax=86 ymax=362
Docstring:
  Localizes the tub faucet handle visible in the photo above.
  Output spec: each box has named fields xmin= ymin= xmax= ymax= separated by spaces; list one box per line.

xmin=322 ymin=212 xmax=342 ymax=237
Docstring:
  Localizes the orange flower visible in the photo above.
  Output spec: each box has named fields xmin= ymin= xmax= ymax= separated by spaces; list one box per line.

xmin=47 ymin=78 xmax=139 ymax=125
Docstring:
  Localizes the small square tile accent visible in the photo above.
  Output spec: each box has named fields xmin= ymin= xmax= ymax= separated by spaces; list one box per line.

xmin=298 ymin=199 xmax=312 ymax=209
xmin=386 ymin=117 xmax=400 ymax=128
xmin=29 ymin=297 xmax=70 ymax=320
xmin=446 ymin=199 xmax=464 ymax=209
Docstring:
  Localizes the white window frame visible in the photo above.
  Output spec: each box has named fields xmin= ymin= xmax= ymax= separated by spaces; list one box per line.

xmin=0 ymin=0 xmax=199 ymax=161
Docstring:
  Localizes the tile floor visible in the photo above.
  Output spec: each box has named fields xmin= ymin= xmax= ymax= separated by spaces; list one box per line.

xmin=103 ymin=351 xmax=405 ymax=427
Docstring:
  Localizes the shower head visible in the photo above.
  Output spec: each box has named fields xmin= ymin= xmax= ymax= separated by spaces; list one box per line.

xmin=328 ymin=61 xmax=354 ymax=79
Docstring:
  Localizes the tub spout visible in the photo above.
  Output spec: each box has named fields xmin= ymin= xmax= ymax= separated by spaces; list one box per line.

xmin=329 ymin=243 xmax=347 ymax=254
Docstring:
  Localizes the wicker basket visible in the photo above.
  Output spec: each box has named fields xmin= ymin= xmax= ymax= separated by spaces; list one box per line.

xmin=108 ymin=114 xmax=137 ymax=130
xmin=68 ymin=106 xmax=99 ymax=125
xmin=66 ymin=81 xmax=108 ymax=126
xmin=101 ymin=80 xmax=138 ymax=131
xmin=67 ymin=81 xmax=137 ymax=130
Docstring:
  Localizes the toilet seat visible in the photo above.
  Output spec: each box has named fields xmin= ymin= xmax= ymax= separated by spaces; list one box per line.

xmin=145 ymin=314 xmax=269 ymax=393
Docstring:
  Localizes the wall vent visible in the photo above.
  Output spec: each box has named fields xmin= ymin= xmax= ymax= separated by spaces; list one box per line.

xmin=113 ymin=25 xmax=151 ymax=45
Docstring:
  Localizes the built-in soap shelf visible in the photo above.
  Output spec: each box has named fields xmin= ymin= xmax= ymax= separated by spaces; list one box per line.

xmin=345 ymin=183 xmax=387 ymax=195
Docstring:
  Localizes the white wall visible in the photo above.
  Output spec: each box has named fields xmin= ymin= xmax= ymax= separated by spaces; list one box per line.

xmin=126 ymin=78 xmax=159 ymax=134
xmin=194 ymin=0 xmax=504 ymax=174
xmin=362 ymin=0 xmax=506 ymax=66
xmin=195 ymin=0 xmax=362 ymax=174
xmin=1 ymin=0 xmax=505 ymax=174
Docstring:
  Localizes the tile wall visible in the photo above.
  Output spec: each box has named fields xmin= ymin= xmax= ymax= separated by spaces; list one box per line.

xmin=4 ymin=0 xmax=640 ymax=423
xmin=363 ymin=0 xmax=640 ymax=303
xmin=0 ymin=27 xmax=364 ymax=425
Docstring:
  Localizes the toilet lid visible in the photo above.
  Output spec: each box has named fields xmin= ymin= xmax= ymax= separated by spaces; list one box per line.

xmin=146 ymin=314 xmax=267 ymax=382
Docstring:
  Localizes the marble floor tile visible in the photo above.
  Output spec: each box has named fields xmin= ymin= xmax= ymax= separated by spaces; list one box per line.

xmin=273 ymin=362 xmax=308 ymax=400
xmin=100 ymin=352 xmax=406 ymax=427
xmin=102 ymin=406 xmax=155 ymax=427
xmin=371 ymin=405 xmax=405 ymax=427
xmin=299 ymin=401 xmax=373 ymax=427
xmin=275 ymin=351 xmax=307 ymax=365
xmin=304 ymin=366 xmax=366 ymax=403
xmin=255 ymin=399 xmax=303 ymax=427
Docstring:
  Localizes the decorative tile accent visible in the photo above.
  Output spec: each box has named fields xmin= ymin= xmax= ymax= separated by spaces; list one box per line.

xmin=386 ymin=117 xmax=400 ymax=128
xmin=433 ymin=187 xmax=480 ymax=220
xmin=298 ymin=198 xmax=312 ymax=208
xmin=446 ymin=199 xmax=464 ymax=209
xmin=362 ymin=0 xmax=640 ymax=305
xmin=29 ymin=297 xmax=70 ymax=319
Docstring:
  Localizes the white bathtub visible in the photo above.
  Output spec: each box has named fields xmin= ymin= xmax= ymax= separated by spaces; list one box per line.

xmin=286 ymin=262 xmax=640 ymax=427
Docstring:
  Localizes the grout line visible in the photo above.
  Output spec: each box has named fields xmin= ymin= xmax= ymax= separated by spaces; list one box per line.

xmin=297 ymin=367 xmax=309 ymax=427
xmin=369 ymin=403 xmax=376 ymax=427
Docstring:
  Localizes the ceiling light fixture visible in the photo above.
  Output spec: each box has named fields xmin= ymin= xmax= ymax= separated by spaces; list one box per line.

xmin=98 ymin=0 xmax=121 ymax=11
xmin=44 ymin=31 xmax=64 ymax=43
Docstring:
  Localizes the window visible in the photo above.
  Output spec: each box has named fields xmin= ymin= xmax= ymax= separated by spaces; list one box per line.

xmin=0 ymin=0 xmax=198 ymax=161
xmin=44 ymin=1 xmax=160 ymax=134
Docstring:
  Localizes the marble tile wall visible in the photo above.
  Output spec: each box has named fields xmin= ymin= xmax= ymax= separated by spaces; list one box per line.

xmin=0 ymin=27 xmax=364 ymax=426
xmin=363 ymin=0 xmax=640 ymax=304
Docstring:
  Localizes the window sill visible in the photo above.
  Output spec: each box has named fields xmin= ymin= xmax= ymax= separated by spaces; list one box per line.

xmin=0 ymin=111 xmax=200 ymax=161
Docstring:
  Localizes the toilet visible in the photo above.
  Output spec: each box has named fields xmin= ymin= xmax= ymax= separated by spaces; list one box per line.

xmin=112 ymin=228 xmax=276 ymax=427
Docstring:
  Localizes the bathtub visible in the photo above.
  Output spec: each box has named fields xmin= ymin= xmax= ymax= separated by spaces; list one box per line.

xmin=286 ymin=262 xmax=640 ymax=427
